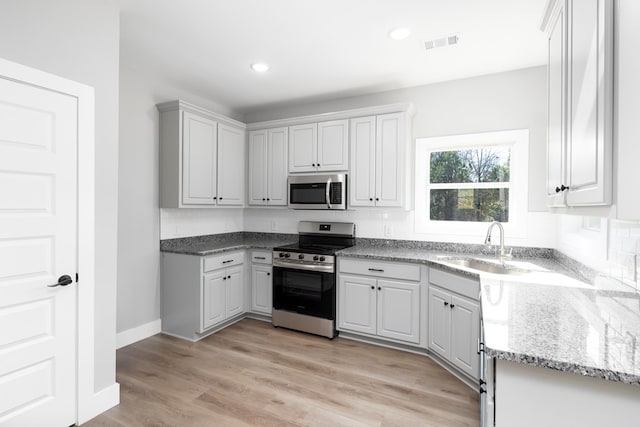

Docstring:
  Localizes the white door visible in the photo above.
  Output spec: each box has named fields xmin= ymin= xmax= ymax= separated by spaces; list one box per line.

xmin=202 ymin=271 xmax=225 ymax=330
xmin=288 ymin=123 xmax=317 ymax=173
xmin=0 ymin=76 xmax=77 ymax=425
xmin=338 ymin=275 xmax=377 ymax=335
xmin=375 ymin=113 xmax=404 ymax=207
xmin=317 ymin=119 xmax=349 ymax=171
xmin=182 ymin=111 xmax=217 ymax=205
xmin=225 ymin=266 xmax=244 ymax=318
xmin=251 ymin=265 xmax=272 ymax=314
xmin=349 ymin=116 xmax=376 ymax=207
xmin=217 ymin=123 xmax=245 ymax=206
xmin=267 ymin=127 xmax=288 ymax=206
xmin=377 ymin=279 xmax=420 ymax=344
xmin=248 ymin=130 xmax=267 ymax=205
xmin=428 ymin=287 xmax=451 ymax=359
xmin=450 ymin=295 xmax=480 ymax=379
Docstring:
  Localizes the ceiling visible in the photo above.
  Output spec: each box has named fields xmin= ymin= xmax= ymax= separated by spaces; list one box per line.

xmin=119 ymin=0 xmax=548 ymax=115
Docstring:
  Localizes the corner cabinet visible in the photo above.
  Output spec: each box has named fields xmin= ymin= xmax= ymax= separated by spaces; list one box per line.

xmin=288 ymin=119 xmax=349 ymax=173
xmin=158 ymin=100 xmax=246 ymax=208
xmin=248 ymin=127 xmax=288 ymax=206
xmin=161 ymin=251 xmax=246 ymax=341
xmin=542 ymin=0 xmax=613 ymax=207
xmin=428 ymin=267 xmax=480 ymax=380
xmin=337 ymin=258 xmax=425 ymax=346
xmin=349 ymin=113 xmax=412 ymax=208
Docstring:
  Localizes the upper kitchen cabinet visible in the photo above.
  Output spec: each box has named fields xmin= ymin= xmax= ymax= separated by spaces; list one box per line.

xmin=158 ymin=100 xmax=246 ymax=208
xmin=350 ymin=113 xmax=412 ymax=209
xmin=248 ymin=127 xmax=288 ymax=206
xmin=289 ymin=119 xmax=349 ymax=173
xmin=542 ymin=0 xmax=613 ymax=208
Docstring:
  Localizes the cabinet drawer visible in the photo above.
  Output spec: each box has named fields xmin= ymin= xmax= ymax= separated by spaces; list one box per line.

xmin=203 ymin=251 xmax=245 ymax=272
xmin=251 ymin=250 xmax=272 ymax=265
xmin=429 ymin=267 xmax=479 ymax=301
xmin=339 ymin=258 xmax=420 ymax=282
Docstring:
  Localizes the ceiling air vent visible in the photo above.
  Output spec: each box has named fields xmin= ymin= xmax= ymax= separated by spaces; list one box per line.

xmin=424 ymin=33 xmax=459 ymax=51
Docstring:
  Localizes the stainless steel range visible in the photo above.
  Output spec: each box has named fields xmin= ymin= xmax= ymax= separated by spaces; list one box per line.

xmin=272 ymin=221 xmax=356 ymax=339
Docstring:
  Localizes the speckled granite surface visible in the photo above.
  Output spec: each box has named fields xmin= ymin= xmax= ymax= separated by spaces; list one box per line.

xmin=160 ymin=232 xmax=296 ymax=256
xmin=481 ymin=277 xmax=640 ymax=386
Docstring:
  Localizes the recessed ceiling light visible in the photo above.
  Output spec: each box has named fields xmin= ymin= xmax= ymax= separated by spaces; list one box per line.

xmin=251 ymin=63 xmax=269 ymax=73
xmin=388 ymin=28 xmax=411 ymax=41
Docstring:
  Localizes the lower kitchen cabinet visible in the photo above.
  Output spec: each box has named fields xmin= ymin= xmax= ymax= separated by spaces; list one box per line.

xmin=161 ymin=250 xmax=245 ymax=341
xmin=338 ymin=258 xmax=424 ymax=345
xmin=250 ymin=250 xmax=273 ymax=315
xmin=428 ymin=267 xmax=480 ymax=380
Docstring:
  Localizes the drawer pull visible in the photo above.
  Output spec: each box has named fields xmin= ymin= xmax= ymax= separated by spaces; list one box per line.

xmin=222 ymin=260 xmax=234 ymax=264
xmin=254 ymin=256 xmax=266 ymax=260
xmin=368 ymin=268 xmax=384 ymax=272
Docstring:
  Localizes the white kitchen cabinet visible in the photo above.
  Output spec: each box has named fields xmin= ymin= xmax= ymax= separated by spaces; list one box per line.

xmin=428 ymin=267 xmax=480 ymax=380
xmin=158 ymin=100 xmax=246 ymax=208
xmin=542 ymin=0 xmax=613 ymax=207
xmin=349 ymin=113 xmax=410 ymax=208
xmin=161 ymin=250 xmax=245 ymax=341
xmin=338 ymin=258 xmax=423 ymax=345
xmin=250 ymin=250 xmax=273 ymax=315
xmin=248 ymin=127 xmax=288 ymax=206
xmin=289 ymin=120 xmax=348 ymax=173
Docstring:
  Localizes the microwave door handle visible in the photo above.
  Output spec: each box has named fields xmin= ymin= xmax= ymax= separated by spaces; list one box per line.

xmin=326 ymin=177 xmax=332 ymax=209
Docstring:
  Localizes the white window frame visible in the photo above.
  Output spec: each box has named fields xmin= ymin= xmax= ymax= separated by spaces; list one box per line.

xmin=414 ymin=129 xmax=529 ymax=238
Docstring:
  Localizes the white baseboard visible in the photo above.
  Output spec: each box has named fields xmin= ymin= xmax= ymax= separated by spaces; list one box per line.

xmin=78 ymin=382 xmax=120 ymax=425
xmin=116 ymin=319 xmax=162 ymax=349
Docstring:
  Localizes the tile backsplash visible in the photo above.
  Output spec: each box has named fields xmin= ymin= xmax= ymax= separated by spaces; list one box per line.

xmin=608 ymin=220 xmax=640 ymax=291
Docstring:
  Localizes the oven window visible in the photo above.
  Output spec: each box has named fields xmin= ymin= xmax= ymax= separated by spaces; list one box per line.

xmin=273 ymin=267 xmax=335 ymax=319
xmin=290 ymin=183 xmax=326 ymax=204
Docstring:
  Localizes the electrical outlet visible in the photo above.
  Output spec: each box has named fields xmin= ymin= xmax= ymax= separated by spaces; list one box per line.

xmin=384 ymin=225 xmax=393 ymax=237
xmin=271 ymin=220 xmax=278 ymax=231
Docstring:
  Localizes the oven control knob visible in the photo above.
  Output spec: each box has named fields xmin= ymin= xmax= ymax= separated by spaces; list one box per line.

xmin=319 ymin=256 xmax=326 ymax=262
xmin=313 ymin=255 xmax=319 ymax=261
xmin=284 ymin=253 xmax=290 ymax=258
xmin=298 ymin=254 xmax=304 ymax=260
xmin=279 ymin=252 xmax=285 ymax=258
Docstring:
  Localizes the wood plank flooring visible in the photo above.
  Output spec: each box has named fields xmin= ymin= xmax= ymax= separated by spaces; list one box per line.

xmin=85 ymin=319 xmax=479 ymax=427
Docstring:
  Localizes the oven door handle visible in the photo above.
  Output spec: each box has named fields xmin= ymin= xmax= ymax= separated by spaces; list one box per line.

xmin=326 ymin=177 xmax=332 ymax=209
xmin=273 ymin=260 xmax=335 ymax=273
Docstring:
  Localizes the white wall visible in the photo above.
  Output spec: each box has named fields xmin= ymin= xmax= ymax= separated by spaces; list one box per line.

xmin=117 ymin=63 xmax=244 ymax=332
xmin=0 ymin=0 xmax=120 ymax=391
xmin=243 ymin=66 xmax=556 ymax=248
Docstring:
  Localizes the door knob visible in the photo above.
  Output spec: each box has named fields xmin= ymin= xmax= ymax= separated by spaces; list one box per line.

xmin=48 ymin=274 xmax=73 ymax=287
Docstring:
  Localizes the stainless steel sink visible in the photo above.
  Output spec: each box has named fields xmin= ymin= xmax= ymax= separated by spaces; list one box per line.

xmin=437 ymin=257 xmax=530 ymax=275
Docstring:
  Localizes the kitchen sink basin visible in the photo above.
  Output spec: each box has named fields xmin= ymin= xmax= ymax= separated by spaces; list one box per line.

xmin=436 ymin=257 xmax=530 ymax=275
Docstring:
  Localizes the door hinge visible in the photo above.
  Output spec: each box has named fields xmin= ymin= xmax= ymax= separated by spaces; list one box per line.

xmin=76 ymin=273 xmax=79 ymax=283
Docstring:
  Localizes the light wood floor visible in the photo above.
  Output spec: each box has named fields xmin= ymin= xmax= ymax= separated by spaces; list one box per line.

xmin=85 ymin=319 xmax=479 ymax=427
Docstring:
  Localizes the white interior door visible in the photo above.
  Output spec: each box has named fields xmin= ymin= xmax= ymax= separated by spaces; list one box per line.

xmin=0 ymin=76 xmax=77 ymax=425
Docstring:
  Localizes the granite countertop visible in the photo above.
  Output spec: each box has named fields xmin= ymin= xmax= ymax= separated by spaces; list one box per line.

xmin=160 ymin=235 xmax=640 ymax=386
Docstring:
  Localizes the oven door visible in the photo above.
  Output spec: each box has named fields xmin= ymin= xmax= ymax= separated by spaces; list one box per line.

xmin=272 ymin=265 xmax=336 ymax=319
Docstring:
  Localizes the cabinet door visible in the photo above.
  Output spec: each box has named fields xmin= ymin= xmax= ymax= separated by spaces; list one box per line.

xmin=450 ymin=295 xmax=480 ymax=379
xmin=546 ymin=3 xmax=567 ymax=207
xmin=289 ymin=123 xmax=317 ymax=172
xmin=349 ymin=116 xmax=376 ymax=207
xmin=428 ymin=287 xmax=451 ymax=359
xmin=248 ymin=130 xmax=267 ymax=205
xmin=217 ymin=124 xmax=245 ymax=206
xmin=317 ymin=119 xmax=349 ymax=171
xmin=226 ymin=266 xmax=244 ymax=318
xmin=251 ymin=265 xmax=272 ymax=314
xmin=375 ymin=113 xmax=404 ymax=207
xmin=267 ymin=127 xmax=288 ymax=205
xmin=338 ymin=274 xmax=377 ymax=335
xmin=202 ymin=271 xmax=226 ymax=330
xmin=182 ymin=111 xmax=217 ymax=205
xmin=566 ymin=0 xmax=612 ymax=206
xmin=377 ymin=279 xmax=420 ymax=344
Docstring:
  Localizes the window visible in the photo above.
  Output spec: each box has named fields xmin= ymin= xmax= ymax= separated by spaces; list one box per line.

xmin=415 ymin=129 xmax=529 ymax=237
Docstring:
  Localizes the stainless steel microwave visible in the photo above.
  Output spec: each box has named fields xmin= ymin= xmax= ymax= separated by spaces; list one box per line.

xmin=288 ymin=174 xmax=347 ymax=210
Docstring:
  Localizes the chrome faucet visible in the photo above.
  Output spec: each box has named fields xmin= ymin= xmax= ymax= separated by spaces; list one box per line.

xmin=484 ymin=221 xmax=511 ymax=263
